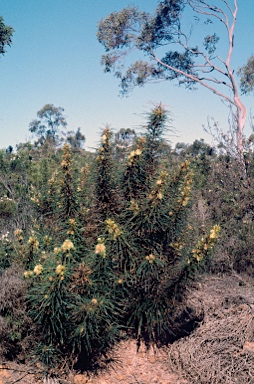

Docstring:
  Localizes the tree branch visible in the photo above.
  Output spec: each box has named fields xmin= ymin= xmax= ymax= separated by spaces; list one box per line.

xmin=153 ymin=52 xmax=236 ymax=107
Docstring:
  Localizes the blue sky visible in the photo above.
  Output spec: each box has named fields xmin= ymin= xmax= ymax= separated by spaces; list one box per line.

xmin=1 ymin=1 xmax=254 ymax=150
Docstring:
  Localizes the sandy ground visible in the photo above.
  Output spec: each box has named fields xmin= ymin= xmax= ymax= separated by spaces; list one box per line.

xmin=0 ymin=340 xmax=186 ymax=384
xmin=1 ymin=273 xmax=253 ymax=384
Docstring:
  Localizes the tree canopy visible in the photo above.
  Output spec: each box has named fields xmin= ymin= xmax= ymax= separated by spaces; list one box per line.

xmin=97 ymin=1 xmax=246 ymax=159
xmin=238 ymin=55 xmax=254 ymax=95
xmin=66 ymin=127 xmax=86 ymax=150
xmin=29 ymin=104 xmax=67 ymax=146
xmin=0 ymin=16 xmax=14 ymax=56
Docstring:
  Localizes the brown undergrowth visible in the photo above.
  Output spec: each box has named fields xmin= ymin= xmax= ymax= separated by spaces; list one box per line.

xmin=169 ymin=274 xmax=254 ymax=384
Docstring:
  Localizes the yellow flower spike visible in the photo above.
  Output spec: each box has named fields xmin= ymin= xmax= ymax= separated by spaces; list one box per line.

xmin=118 ymin=278 xmax=123 ymax=284
xmin=128 ymin=150 xmax=136 ymax=159
xmin=91 ymin=298 xmax=98 ymax=305
xmin=135 ymin=148 xmax=142 ymax=156
xmin=14 ymin=229 xmax=23 ymax=236
xmin=56 ymin=264 xmax=66 ymax=276
xmin=14 ymin=229 xmax=23 ymax=241
xmin=53 ymin=247 xmax=61 ymax=255
xmin=182 ymin=198 xmax=189 ymax=207
xmin=146 ymin=254 xmax=156 ymax=262
xmin=209 ymin=225 xmax=220 ymax=239
xmin=61 ymin=239 xmax=74 ymax=252
xmin=95 ymin=242 xmax=106 ymax=257
xmin=192 ymin=225 xmax=220 ymax=262
xmin=129 ymin=200 xmax=139 ymax=214
xmin=195 ymin=255 xmax=203 ymax=262
xmin=24 ymin=270 xmax=34 ymax=278
xmin=33 ymin=264 xmax=43 ymax=275
xmin=28 ymin=236 xmax=39 ymax=251
xmin=105 ymin=219 xmax=122 ymax=239
xmin=44 ymin=236 xmax=52 ymax=245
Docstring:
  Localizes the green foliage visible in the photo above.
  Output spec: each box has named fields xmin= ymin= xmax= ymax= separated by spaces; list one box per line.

xmin=94 ymin=126 xmax=119 ymax=220
xmin=200 ymin=156 xmax=254 ymax=275
xmin=113 ymin=128 xmax=136 ymax=161
xmin=96 ymin=1 xmax=230 ymax=95
xmin=0 ymin=149 xmax=34 ymax=233
xmin=97 ymin=2 xmax=187 ymax=94
xmin=66 ymin=127 xmax=86 ymax=151
xmin=97 ymin=1 xmax=246 ymax=159
xmin=238 ymin=55 xmax=254 ymax=95
xmin=58 ymin=144 xmax=78 ymax=218
xmin=29 ymin=104 xmax=67 ymax=146
xmin=122 ymin=136 xmax=147 ymax=201
xmin=0 ymin=16 xmax=14 ymax=56
xmin=0 ymin=105 xmax=221 ymax=373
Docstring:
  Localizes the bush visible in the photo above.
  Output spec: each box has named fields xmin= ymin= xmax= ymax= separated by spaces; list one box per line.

xmin=0 ymin=106 xmax=220 ymax=373
xmin=201 ymin=156 xmax=254 ymax=275
xmin=0 ymin=267 xmax=32 ymax=360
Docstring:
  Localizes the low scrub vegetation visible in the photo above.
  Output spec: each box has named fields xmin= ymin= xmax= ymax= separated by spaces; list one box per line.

xmin=0 ymin=105 xmax=253 ymax=379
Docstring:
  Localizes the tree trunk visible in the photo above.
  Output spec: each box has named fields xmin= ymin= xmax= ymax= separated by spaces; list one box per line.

xmin=235 ymin=97 xmax=246 ymax=161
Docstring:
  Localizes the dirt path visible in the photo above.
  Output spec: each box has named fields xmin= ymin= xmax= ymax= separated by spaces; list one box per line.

xmin=0 ymin=340 xmax=186 ymax=384
xmin=71 ymin=340 xmax=186 ymax=384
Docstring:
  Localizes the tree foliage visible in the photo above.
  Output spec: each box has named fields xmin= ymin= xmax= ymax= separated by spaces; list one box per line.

xmin=97 ymin=1 xmax=246 ymax=159
xmin=66 ymin=127 xmax=86 ymax=150
xmin=0 ymin=16 xmax=14 ymax=56
xmin=29 ymin=104 xmax=67 ymax=146
xmin=238 ymin=55 xmax=254 ymax=95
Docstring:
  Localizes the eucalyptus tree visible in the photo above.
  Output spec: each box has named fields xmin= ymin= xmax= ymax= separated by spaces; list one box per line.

xmin=66 ymin=128 xmax=86 ymax=151
xmin=29 ymin=104 xmax=67 ymax=147
xmin=97 ymin=0 xmax=246 ymax=160
xmin=0 ymin=16 xmax=14 ymax=56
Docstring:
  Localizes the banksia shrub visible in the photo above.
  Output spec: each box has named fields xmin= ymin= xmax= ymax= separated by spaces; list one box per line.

xmin=59 ymin=144 xmax=78 ymax=219
xmin=25 ymin=239 xmax=75 ymax=354
xmin=143 ymin=103 xmax=170 ymax=179
xmin=23 ymin=233 xmax=121 ymax=371
xmin=0 ymin=105 xmax=221 ymax=374
xmin=30 ymin=157 xmax=58 ymax=218
xmin=112 ymin=106 xmax=219 ymax=346
xmin=122 ymin=137 xmax=147 ymax=201
xmin=191 ymin=225 xmax=220 ymax=263
xmin=94 ymin=126 xmax=119 ymax=220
